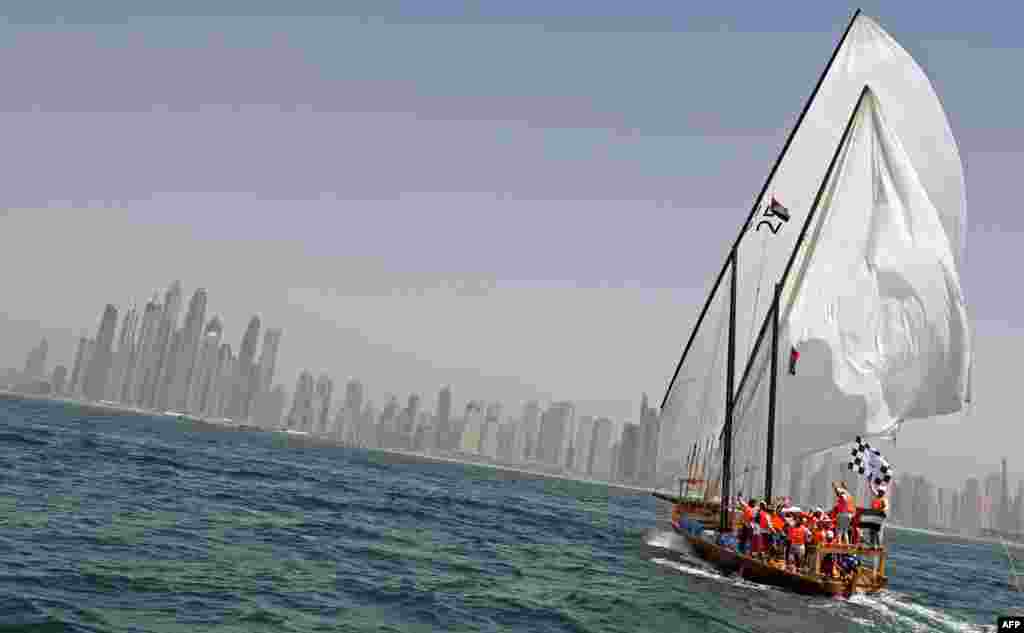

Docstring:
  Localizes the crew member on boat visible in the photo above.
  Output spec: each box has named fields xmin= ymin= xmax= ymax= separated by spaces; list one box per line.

xmin=787 ymin=516 xmax=811 ymax=572
xmin=832 ymin=482 xmax=856 ymax=545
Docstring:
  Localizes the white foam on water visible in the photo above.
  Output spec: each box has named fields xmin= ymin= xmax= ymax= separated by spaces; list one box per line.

xmin=849 ymin=591 xmax=990 ymax=633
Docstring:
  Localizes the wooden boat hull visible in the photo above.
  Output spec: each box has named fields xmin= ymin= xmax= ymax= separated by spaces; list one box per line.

xmin=662 ymin=519 xmax=886 ymax=596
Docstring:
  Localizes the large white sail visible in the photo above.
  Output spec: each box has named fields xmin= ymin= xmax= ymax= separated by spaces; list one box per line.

xmin=657 ymin=13 xmax=968 ymax=485
xmin=734 ymin=87 xmax=969 ymax=470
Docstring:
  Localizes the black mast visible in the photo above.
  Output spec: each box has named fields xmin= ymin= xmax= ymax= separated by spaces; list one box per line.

xmin=764 ymin=281 xmax=782 ymax=501
xmin=719 ymin=251 xmax=737 ymax=533
xmin=660 ymin=8 xmax=862 ymax=412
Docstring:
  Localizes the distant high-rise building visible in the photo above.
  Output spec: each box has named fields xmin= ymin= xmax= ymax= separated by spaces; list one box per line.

xmin=126 ymin=297 xmax=162 ymax=407
xmin=1001 ymin=458 xmax=1011 ymax=532
xmin=50 ymin=365 xmax=68 ymax=396
xmin=400 ymin=394 xmax=422 ymax=449
xmin=229 ymin=315 xmax=261 ymax=421
xmin=360 ymin=401 xmax=378 ymax=448
xmin=23 ymin=338 xmax=48 ymax=381
xmin=572 ymin=416 xmax=595 ymax=474
xmin=146 ymin=280 xmax=183 ymax=409
xmin=962 ymin=477 xmax=981 ymax=534
xmin=618 ymin=423 xmax=642 ymax=482
xmin=518 ymin=400 xmax=541 ymax=461
xmin=287 ymin=371 xmax=316 ymax=431
xmin=168 ymin=288 xmax=207 ymax=410
xmin=207 ymin=343 xmax=235 ymax=418
xmin=83 ymin=304 xmax=118 ymax=401
xmin=106 ymin=306 xmax=138 ymax=402
xmin=187 ymin=316 xmax=223 ymax=415
xmin=481 ymin=402 xmax=502 ymax=459
xmin=435 ymin=386 xmax=452 ymax=451
xmin=638 ymin=394 xmax=660 ymax=484
xmin=338 ymin=379 xmax=365 ymax=444
xmin=497 ymin=417 xmax=518 ymax=462
xmin=460 ymin=401 xmax=485 ymax=454
xmin=377 ymin=396 xmax=400 ymax=448
xmin=1015 ymin=480 xmax=1023 ymax=535
xmin=589 ymin=417 xmax=614 ymax=478
xmin=256 ymin=328 xmax=282 ymax=394
xmin=537 ymin=401 xmax=573 ymax=466
xmin=314 ymin=374 xmax=334 ymax=434
xmin=68 ymin=335 xmax=91 ymax=397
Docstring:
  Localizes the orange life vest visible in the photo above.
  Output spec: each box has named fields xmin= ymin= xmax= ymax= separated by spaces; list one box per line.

xmin=812 ymin=528 xmax=826 ymax=544
xmin=788 ymin=526 xmax=808 ymax=545
xmin=743 ymin=506 xmax=754 ymax=524
xmin=872 ymin=497 xmax=888 ymax=512
xmin=771 ymin=514 xmax=784 ymax=531
xmin=758 ymin=511 xmax=770 ymax=530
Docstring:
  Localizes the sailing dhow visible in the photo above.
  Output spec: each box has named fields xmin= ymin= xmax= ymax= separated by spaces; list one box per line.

xmin=651 ymin=9 xmax=971 ymax=597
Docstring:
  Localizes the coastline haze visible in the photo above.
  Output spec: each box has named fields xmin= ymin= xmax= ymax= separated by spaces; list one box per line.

xmin=0 ymin=2 xmax=1020 ymax=490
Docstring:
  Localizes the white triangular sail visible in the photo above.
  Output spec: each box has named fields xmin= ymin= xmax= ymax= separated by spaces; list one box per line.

xmin=657 ymin=13 xmax=969 ymax=486
xmin=736 ymin=88 xmax=969 ymax=464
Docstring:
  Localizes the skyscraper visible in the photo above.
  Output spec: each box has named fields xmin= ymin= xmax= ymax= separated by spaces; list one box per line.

xmin=435 ymin=386 xmax=452 ymax=451
xmin=187 ymin=316 xmax=223 ymax=415
xmin=257 ymin=328 xmax=282 ymax=394
xmin=127 ymin=297 xmax=162 ymax=407
xmin=1001 ymin=458 xmax=1011 ymax=532
xmin=460 ymin=401 xmax=485 ymax=454
xmin=83 ymin=304 xmax=118 ymax=401
xmin=147 ymin=280 xmax=183 ymax=409
xmin=68 ymin=335 xmax=91 ymax=397
xmin=287 ymin=370 xmax=315 ymax=430
xmin=106 ymin=306 xmax=137 ymax=402
xmin=618 ymin=423 xmax=642 ymax=482
xmin=50 ymin=365 xmax=68 ymax=397
xmin=169 ymin=288 xmax=207 ymax=410
xmin=589 ymin=417 xmax=614 ymax=478
xmin=638 ymin=393 xmax=660 ymax=484
xmin=23 ymin=338 xmax=48 ymax=380
xmin=229 ymin=315 xmax=261 ymax=420
xmin=518 ymin=400 xmax=541 ymax=461
xmin=314 ymin=374 xmax=334 ymax=434
xmin=339 ymin=379 xmax=365 ymax=444
xmin=573 ymin=416 xmax=595 ymax=474
xmin=537 ymin=401 xmax=573 ymax=466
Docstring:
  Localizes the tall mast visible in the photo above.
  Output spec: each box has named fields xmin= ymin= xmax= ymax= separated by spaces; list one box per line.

xmin=660 ymin=8 xmax=862 ymax=412
xmin=764 ymin=281 xmax=782 ymax=501
xmin=719 ymin=251 xmax=737 ymax=533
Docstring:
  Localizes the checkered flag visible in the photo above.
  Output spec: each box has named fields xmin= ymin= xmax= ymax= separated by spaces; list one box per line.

xmin=848 ymin=436 xmax=894 ymax=491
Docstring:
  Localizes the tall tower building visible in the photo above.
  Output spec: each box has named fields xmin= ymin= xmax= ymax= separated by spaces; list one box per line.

xmin=314 ymin=374 xmax=334 ymax=434
xmin=50 ymin=365 xmax=68 ymax=397
xmin=127 ymin=297 xmax=162 ymax=406
xmin=1001 ymin=458 xmax=1011 ymax=532
xmin=206 ymin=343 xmax=235 ymax=418
xmin=339 ymin=378 xmax=365 ymax=443
xmin=229 ymin=315 xmax=261 ymax=420
xmin=83 ymin=304 xmax=118 ymax=401
xmin=106 ymin=306 xmax=138 ymax=402
xmin=518 ymin=400 xmax=541 ymax=461
xmin=68 ymin=335 xmax=91 ymax=397
xmin=187 ymin=316 xmax=223 ymax=415
xmin=145 ymin=281 xmax=183 ymax=409
xmin=287 ymin=371 xmax=316 ymax=431
xmin=169 ymin=288 xmax=207 ymax=410
xmin=23 ymin=338 xmax=48 ymax=380
xmin=257 ymin=328 xmax=282 ymax=394
xmin=435 ymin=385 xmax=452 ymax=451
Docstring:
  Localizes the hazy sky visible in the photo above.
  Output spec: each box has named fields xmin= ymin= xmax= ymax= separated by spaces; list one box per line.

xmin=0 ymin=1 xmax=1020 ymax=487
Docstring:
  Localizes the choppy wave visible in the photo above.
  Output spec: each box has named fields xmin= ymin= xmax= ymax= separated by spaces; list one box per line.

xmin=0 ymin=396 xmax=1015 ymax=632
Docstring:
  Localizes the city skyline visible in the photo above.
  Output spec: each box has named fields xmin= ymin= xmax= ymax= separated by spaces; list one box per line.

xmin=0 ymin=4 xmax=1020 ymax=489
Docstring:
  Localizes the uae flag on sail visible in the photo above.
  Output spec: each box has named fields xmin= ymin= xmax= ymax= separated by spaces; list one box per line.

xmin=765 ymin=197 xmax=791 ymax=222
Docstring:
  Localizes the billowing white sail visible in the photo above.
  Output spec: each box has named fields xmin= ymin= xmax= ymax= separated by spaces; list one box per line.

xmin=658 ymin=13 xmax=969 ymax=486
xmin=782 ymin=88 xmax=968 ymax=458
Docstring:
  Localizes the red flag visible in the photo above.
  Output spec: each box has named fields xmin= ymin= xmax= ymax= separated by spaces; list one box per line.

xmin=788 ymin=347 xmax=800 ymax=375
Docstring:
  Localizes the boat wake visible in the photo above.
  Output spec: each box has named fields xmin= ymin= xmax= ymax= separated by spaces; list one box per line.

xmin=848 ymin=591 xmax=989 ymax=633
